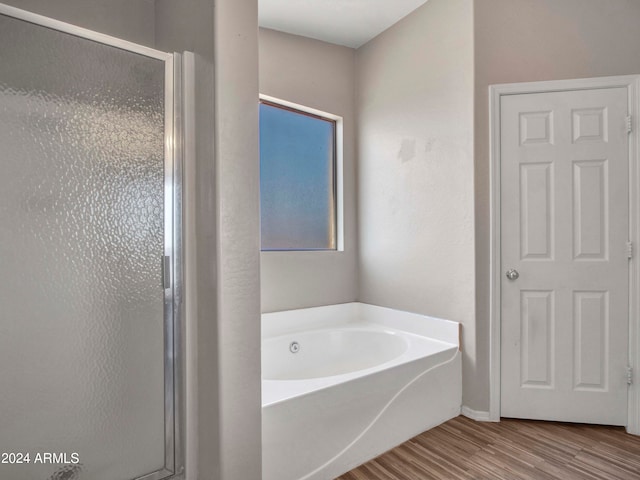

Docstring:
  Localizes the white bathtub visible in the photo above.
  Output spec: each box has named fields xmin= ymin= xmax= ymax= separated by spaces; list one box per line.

xmin=262 ymin=302 xmax=462 ymax=480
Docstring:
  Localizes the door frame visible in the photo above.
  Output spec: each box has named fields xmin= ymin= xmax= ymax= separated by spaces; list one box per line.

xmin=489 ymin=75 xmax=640 ymax=434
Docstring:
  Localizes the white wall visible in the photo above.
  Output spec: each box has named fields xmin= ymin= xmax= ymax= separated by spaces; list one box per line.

xmin=356 ymin=0 xmax=476 ymax=404
xmin=259 ymin=28 xmax=358 ymax=312
xmin=0 ymin=0 xmax=156 ymax=46
xmin=474 ymin=0 xmax=640 ymax=412
xmin=212 ymin=0 xmax=262 ymax=478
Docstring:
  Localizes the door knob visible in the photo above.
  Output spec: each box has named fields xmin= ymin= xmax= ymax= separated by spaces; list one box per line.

xmin=505 ymin=269 xmax=519 ymax=280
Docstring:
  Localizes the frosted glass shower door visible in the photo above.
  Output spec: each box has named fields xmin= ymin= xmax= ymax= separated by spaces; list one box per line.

xmin=0 ymin=7 xmax=180 ymax=480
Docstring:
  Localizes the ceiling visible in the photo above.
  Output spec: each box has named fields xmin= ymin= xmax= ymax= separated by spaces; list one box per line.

xmin=258 ymin=0 xmax=429 ymax=49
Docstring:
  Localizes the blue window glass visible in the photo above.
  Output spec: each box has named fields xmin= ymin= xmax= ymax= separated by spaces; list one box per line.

xmin=259 ymin=101 xmax=336 ymax=250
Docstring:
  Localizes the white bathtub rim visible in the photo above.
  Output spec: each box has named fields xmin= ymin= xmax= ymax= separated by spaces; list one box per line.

xmin=263 ymin=323 xmax=455 ymax=355
xmin=262 ymin=322 xmax=458 ymax=407
xmin=263 ymin=346 xmax=458 ymax=409
xmin=262 ymin=302 xmax=460 ymax=345
xmin=262 ymin=303 xmax=461 ymax=407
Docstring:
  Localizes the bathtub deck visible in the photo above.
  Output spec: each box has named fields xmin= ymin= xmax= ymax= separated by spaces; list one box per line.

xmin=337 ymin=415 xmax=640 ymax=480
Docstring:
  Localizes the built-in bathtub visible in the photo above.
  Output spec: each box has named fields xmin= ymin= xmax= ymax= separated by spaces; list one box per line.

xmin=262 ymin=302 xmax=462 ymax=480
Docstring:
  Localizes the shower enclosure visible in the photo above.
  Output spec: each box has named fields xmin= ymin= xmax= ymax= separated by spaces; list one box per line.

xmin=0 ymin=5 xmax=183 ymax=480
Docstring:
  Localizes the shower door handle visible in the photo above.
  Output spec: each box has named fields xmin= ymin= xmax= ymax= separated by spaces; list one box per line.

xmin=163 ymin=255 xmax=171 ymax=288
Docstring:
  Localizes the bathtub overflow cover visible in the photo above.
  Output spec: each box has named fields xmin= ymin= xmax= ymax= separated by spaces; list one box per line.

xmin=289 ymin=341 xmax=300 ymax=354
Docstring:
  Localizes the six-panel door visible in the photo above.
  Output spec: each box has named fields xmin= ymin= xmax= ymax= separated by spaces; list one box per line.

xmin=500 ymin=88 xmax=629 ymax=425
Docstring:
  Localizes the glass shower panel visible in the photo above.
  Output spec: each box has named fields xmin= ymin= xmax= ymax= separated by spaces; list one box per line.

xmin=0 ymin=13 xmax=169 ymax=480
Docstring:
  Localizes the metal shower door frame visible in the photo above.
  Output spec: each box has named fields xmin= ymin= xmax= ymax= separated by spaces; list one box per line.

xmin=0 ymin=4 xmax=184 ymax=479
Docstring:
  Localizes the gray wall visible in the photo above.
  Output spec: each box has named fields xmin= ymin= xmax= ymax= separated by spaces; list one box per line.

xmin=211 ymin=0 xmax=262 ymax=478
xmin=259 ymin=28 xmax=358 ymax=313
xmin=474 ymin=0 xmax=640 ymax=412
xmin=154 ymin=1 xmax=223 ymax=479
xmin=356 ymin=0 xmax=476 ymax=404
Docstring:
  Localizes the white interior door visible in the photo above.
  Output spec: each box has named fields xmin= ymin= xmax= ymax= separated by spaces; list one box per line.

xmin=500 ymin=87 xmax=629 ymax=425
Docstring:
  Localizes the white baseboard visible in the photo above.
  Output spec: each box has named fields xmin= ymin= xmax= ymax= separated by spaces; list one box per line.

xmin=461 ymin=406 xmax=494 ymax=422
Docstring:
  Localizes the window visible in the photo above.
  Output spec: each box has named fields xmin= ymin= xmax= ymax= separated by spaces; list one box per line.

xmin=259 ymin=99 xmax=338 ymax=251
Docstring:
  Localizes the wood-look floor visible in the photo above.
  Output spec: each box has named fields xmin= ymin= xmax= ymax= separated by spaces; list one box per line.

xmin=336 ymin=416 xmax=640 ymax=480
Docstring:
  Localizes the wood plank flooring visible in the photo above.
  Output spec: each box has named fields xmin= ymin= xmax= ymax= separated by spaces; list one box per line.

xmin=336 ymin=416 xmax=640 ymax=480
